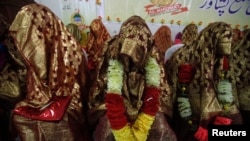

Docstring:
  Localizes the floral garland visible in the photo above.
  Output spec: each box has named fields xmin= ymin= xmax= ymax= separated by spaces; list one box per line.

xmin=177 ymin=59 xmax=232 ymax=141
xmin=217 ymin=56 xmax=234 ymax=112
xmin=194 ymin=56 xmax=233 ymax=141
xmin=105 ymin=56 xmax=161 ymax=141
xmin=177 ymin=63 xmax=194 ymax=121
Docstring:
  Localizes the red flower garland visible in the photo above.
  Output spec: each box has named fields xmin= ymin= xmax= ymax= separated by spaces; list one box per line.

xmin=104 ymin=57 xmax=161 ymax=140
xmin=223 ymin=56 xmax=229 ymax=71
xmin=105 ymin=94 xmax=127 ymax=130
xmin=177 ymin=63 xmax=194 ymax=119
xmin=105 ymin=87 xmax=160 ymax=130
xmin=178 ymin=64 xmax=195 ymax=84
xmin=194 ymin=55 xmax=231 ymax=141
xmin=141 ymin=87 xmax=160 ymax=116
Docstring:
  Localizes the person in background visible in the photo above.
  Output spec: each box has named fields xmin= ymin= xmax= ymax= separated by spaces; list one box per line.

xmin=66 ymin=23 xmax=88 ymax=64
xmin=88 ymin=15 xmax=176 ymax=141
xmin=167 ymin=22 xmax=243 ymax=141
xmin=85 ymin=18 xmax=111 ymax=85
xmin=228 ymin=28 xmax=250 ymax=126
xmin=164 ymin=32 xmax=183 ymax=63
xmin=164 ymin=23 xmax=198 ymax=64
xmin=66 ymin=23 xmax=82 ymax=43
xmin=154 ymin=25 xmax=173 ymax=61
xmin=8 ymin=3 xmax=91 ymax=141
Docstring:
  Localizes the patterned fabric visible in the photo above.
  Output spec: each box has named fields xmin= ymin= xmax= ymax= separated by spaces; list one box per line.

xmin=166 ymin=23 xmax=197 ymax=85
xmin=229 ymin=28 xmax=250 ymax=125
xmin=85 ymin=18 xmax=111 ymax=71
xmin=88 ymin=15 xmax=176 ymax=141
xmin=164 ymin=23 xmax=198 ymax=63
xmin=181 ymin=23 xmax=198 ymax=45
xmin=166 ymin=22 xmax=242 ymax=141
xmin=9 ymin=4 xmax=90 ymax=141
xmin=66 ymin=23 xmax=82 ymax=43
xmin=66 ymin=23 xmax=88 ymax=63
xmin=154 ymin=25 xmax=173 ymax=60
xmin=231 ymin=28 xmax=243 ymax=48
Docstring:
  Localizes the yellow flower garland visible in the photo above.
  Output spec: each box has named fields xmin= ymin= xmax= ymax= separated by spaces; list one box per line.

xmin=106 ymin=56 xmax=161 ymax=141
xmin=113 ymin=113 xmax=155 ymax=141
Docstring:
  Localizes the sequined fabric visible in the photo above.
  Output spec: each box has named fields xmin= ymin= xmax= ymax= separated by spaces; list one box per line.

xmin=85 ymin=19 xmax=111 ymax=71
xmin=167 ymin=22 xmax=242 ymax=141
xmin=229 ymin=29 xmax=250 ymax=125
xmin=9 ymin=4 xmax=90 ymax=141
xmin=181 ymin=23 xmax=198 ymax=46
xmin=88 ymin=15 xmax=175 ymax=141
xmin=166 ymin=23 xmax=198 ymax=101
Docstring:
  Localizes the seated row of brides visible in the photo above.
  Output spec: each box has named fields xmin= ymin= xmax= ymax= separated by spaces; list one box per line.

xmin=0 ymin=2 xmax=249 ymax=141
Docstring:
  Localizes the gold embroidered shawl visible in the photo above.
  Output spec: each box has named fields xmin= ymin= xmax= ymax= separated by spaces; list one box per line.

xmin=9 ymin=3 xmax=89 ymax=118
xmin=85 ymin=18 xmax=111 ymax=71
xmin=167 ymin=22 xmax=240 ymax=124
xmin=88 ymin=15 xmax=175 ymax=141
xmin=88 ymin=15 xmax=173 ymax=124
xmin=230 ymin=29 xmax=250 ymax=111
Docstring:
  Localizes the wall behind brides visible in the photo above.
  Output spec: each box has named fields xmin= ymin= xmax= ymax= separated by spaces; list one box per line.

xmin=35 ymin=0 xmax=250 ymax=40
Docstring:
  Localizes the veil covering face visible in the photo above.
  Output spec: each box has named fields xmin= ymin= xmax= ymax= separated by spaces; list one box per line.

xmin=88 ymin=15 xmax=176 ymax=141
xmin=8 ymin=3 xmax=90 ymax=141
xmin=85 ymin=18 xmax=111 ymax=83
xmin=154 ymin=25 xmax=173 ymax=60
xmin=167 ymin=22 xmax=243 ymax=141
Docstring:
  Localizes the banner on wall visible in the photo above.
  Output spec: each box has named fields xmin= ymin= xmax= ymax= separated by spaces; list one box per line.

xmin=60 ymin=0 xmax=97 ymax=26
xmin=103 ymin=0 xmax=250 ymax=29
